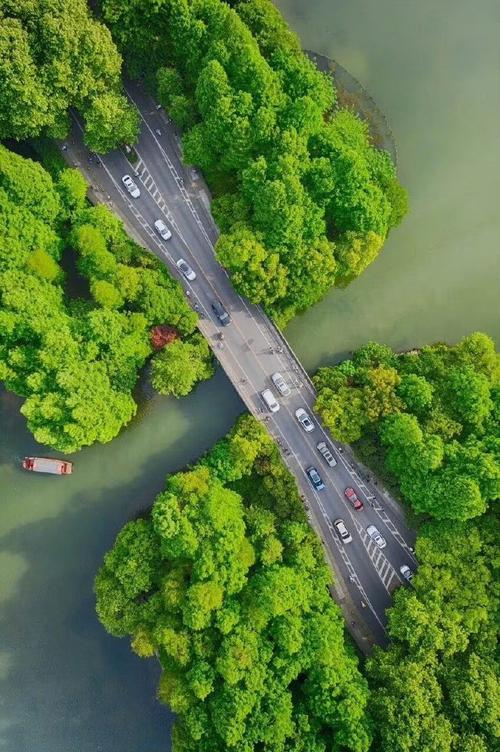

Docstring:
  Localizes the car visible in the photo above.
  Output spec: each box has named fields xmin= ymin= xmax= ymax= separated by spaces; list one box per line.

xmin=333 ymin=519 xmax=352 ymax=543
xmin=306 ymin=466 xmax=325 ymax=491
xmin=400 ymin=565 xmax=414 ymax=582
xmin=121 ymin=174 xmax=140 ymax=198
xmin=317 ymin=441 xmax=337 ymax=468
xmin=295 ymin=407 xmax=314 ymax=432
xmin=211 ymin=299 xmax=231 ymax=326
xmin=261 ymin=389 xmax=280 ymax=413
xmin=271 ymin=372 xmax=291 ymax=397
xmin=176 ymin=258 xmax=196 ymax=281
xmin=155 ymin=219 xmax=172 ymax=241
xmin=367 ymin=524 xmax=386 ymax=548
xmin=344 ymin=487 xmax=363 ymax=511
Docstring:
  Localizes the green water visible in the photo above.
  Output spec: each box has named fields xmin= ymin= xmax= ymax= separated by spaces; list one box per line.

xmin=279 ymin=0 xmax=500 ymax=370
xmin=0 ymin=376 xmax=244 ymax=751
xmin=1 ymin=1 xmax=499 ymax=749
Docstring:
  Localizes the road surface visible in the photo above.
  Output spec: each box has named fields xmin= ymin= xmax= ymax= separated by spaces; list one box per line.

xmin=65 ymin=80 xmax=416 ymax=650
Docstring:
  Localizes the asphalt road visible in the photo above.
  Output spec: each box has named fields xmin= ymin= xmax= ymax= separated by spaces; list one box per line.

xmin=65 ymin=80 xmax=417 ymax=649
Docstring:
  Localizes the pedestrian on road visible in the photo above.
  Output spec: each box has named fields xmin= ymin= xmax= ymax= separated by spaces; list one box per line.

xmin=186 ymin=290 xmax=191 ymax=297
xmin=155 ymin=128 xmax=161 ymax=136
xmin=156 ymin=104 xmax=162 ymax=110
xmin=194 ymin=303 xmax=199 ymax=311
xmin=61 ymin=144 xmax=67 ymax=151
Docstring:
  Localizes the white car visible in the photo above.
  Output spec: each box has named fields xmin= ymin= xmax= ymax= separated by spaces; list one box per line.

xmin=400 ymin=565 xmax=414 ymax=582
xmin=367 ymin=525 xmax=386 ymax=549
xmin=295 ymin=407 xmax=314 ymax=432
xmin=272 ymin=372 xmax=291 ymax=397
xmin=261 ymin=388 xmax=280 ymax=413
xmin=176 ymin=258 xmax=196 ymax=281
xmin=154 ymin=219 xmax=172 ymax=240
xmin=333 ymin=519 xmax=352 ymax=544
xmin=122 ymin=174 xmax=140 ymax=198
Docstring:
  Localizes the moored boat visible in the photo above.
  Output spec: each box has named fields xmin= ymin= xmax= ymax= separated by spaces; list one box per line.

xmin=22 ymin=457 xmax=73 ymax=475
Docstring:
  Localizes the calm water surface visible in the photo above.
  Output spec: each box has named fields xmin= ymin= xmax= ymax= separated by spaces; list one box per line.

xmin=1 ymin=1 xmax=499 ymax=749
xmin=278 ymin=0 xmax=500 ymax=369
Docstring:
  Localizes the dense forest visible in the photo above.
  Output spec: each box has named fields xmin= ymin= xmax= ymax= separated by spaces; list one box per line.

xmin=98 ymin=0 xmax=408 ymax=323
xmin=0 ymin=145 xmax=212 ymax=452
xmin=314 ymin=334 xmax=500 ymax=752
xmin=95 ymin=415 xmax=372 ymax=752
xmin=0 ymin=0 xmax=138 ymax=151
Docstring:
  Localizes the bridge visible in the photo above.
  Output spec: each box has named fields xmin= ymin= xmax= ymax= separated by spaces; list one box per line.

xmin=65 ymin=79 xmax=417 ymax=651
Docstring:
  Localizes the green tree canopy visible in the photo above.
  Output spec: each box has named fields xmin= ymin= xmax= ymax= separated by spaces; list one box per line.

xmin=95 ymin=415 xmax=371 ymax=751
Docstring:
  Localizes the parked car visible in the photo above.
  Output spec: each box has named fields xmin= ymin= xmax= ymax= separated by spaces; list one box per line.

xmin=344 ymin=487 xmax=363 ymax=511
xmin=317 ymin=441 xmax=337 ymax=467
xmin=271 ymin=372 xmax=291 ymax=397
xmin=211 ymin=300 xmax=231 ymax=326
xmin=400 ymin=564 xmax=414 ymax=582
xmin=261 ymin=388 xmax=280 ymax=413
xmin=295 ymin=407 xmax=314 ymax=432
xmin=306 ymin=466 xmax=325 ymax=491
xmin=176 ymin=258 xmax=196 ymax=281
xmin=121 ymin=174 xmax=140 ymax=198
xmin=333 ymin=519 xmax=352 ymax=544
xmin=367 ymin=524 xmax=386 ymax=548
xmin=154 ymin=218 xmax=172 ymax=240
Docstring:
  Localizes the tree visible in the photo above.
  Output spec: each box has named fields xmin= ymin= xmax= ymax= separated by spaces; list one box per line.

xmin=84 ymin=92 xmax=140 ymax=153
xmin=151 ymin=334 xmax=214 ymax=397
xmin=0 ymin=0 xmax=135 ymax=151
xmin=95 ymin=415 xmax=371 ymax=751
xmin=315 ymin=334 xmax=499 ymax=521
xmin=100 ymin=0 xmax=407 ymax=322
xmin=0 ymin=145 xmax=210 ymax=451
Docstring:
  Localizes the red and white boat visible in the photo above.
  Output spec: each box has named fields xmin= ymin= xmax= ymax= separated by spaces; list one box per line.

xmin=22 ymin=457 xmax=73 ymax=475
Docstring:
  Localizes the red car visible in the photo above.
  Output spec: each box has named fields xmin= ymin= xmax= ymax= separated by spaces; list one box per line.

xmin=344 ymin=487 xmax=363 ymax=511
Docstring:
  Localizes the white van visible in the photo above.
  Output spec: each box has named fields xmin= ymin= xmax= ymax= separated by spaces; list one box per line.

xmin=261 ymin=388 xmax=280 ymax=413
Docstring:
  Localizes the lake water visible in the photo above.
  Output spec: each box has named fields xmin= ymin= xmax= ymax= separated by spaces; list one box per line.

xmin=1 ymin=1 xmax=499 ymax=749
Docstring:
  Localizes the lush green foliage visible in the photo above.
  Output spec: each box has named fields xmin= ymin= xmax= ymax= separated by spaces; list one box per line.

xmin=95 ymin=415 xmax=371 ymax=751
xmin=314 ymin=334 xmax=500 ymax=521
xmin=152 ymin=333 xmax=215 ymax=397
xmin=99 ymin=0 xmax=407 ymax=323
xmin=314 ymin=335 xmax=500 ymax=750
xmin=367 ymin=515 xmax=500 ymax=752
xmin=0 ymin=0 xmax=138 ymax=150
xmin=0 ymin=145 xmax=206 ymax=452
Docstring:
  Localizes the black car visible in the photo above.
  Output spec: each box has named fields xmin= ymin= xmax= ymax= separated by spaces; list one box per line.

xmin=306 ymin=466 xmax=325 ymax=491
xmin=211 ymin=300 xmax=231 ymax=326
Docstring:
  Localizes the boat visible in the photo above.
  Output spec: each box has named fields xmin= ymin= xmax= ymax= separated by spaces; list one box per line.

xmin=22 ymin=457 xmax=73 ymax=475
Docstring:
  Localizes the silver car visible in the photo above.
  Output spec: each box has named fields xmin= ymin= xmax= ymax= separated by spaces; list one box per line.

xmin=400 ymin=565 xmax=414 ymax=581
xmin=367 ymin=524 xmax=386 ymax=549
xmin=176 ymin=258 xmax=196 ymax=281
xmin=272 ymin=372 xmax=291 ymax=397
xmin=121 ymin=174 xmax=140 ymax=198
xmin=317 ymin=441 xmax=337 ymax=467
xmin=295 ymin=407 xmax=314 ymax=432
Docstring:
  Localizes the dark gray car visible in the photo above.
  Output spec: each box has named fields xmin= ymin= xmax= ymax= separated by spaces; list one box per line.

xmin=211 ymin=300 xmax=231 ymax=326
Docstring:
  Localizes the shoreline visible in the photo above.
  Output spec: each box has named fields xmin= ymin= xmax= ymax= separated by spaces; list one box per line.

xmin=306 ymin=49 xmax=398 ymax=166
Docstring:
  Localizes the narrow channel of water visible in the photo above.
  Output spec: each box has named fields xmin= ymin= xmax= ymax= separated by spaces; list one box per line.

xmin=1 ymin=1 xmax=499 ymax=749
